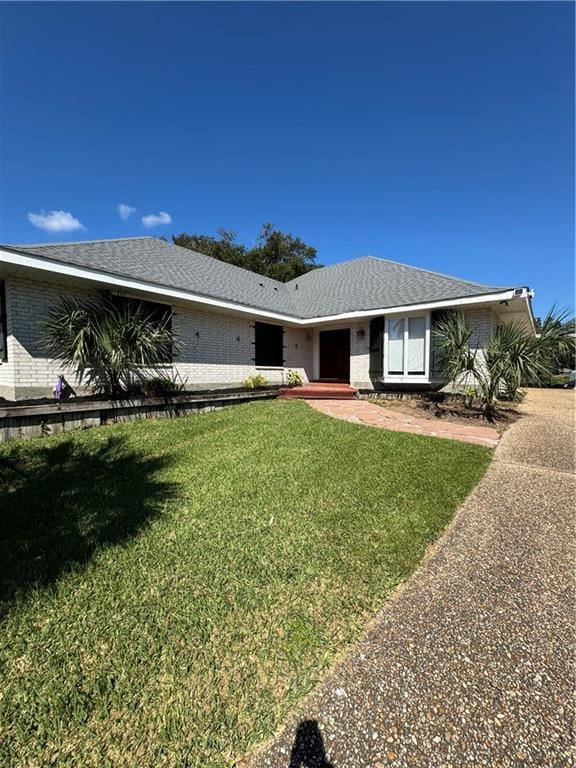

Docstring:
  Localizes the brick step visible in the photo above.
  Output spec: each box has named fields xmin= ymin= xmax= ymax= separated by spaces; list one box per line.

xmin=279 ymin=384 xmax=358 ymax=400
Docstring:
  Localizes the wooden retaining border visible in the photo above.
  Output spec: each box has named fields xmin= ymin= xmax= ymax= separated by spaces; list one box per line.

xmin=0 ymin=389 xmax=279 ymax=443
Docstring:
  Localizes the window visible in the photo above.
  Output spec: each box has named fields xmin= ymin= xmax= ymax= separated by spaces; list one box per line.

xmin=255 ymin=322 xmax=283 ymax=367
xmin=111 ymin=295 xmax=173 ymax=362
xmin=385 ymin=315 xmax=429 ymax=377
xmin=387 ymin=318 xmax=404 ymax=375
xmin=407 ymin=316 xmax=426 ymax=374
xmin=112 ymin=295 xmax=172 ymax=331
xmin=0 ymin=281 xmax=7 ymax=362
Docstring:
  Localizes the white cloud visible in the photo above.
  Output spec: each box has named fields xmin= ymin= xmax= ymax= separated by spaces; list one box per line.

xmin=27 ymin=209 xmax=85 ymax=233
xmin=142 ymin=211 xmax=172 ymax=228
xmin=117 ymin=203 xmax=136 ymax=220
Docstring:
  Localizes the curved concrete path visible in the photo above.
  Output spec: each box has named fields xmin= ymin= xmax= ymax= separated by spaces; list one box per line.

xmin=242 ymin=389 xmax=575 ymax=768
xmin=307 ymin=398 xmax=500 ymax=447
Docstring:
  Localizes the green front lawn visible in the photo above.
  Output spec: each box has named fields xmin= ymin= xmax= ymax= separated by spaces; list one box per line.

xmin=0 ymin=400 xmax=490 ymax=767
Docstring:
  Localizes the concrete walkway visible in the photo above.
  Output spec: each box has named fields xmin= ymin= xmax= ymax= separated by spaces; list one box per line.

xmin=243 ymin=389 xmax=575 ymax=768
xmin=307 ymin=398 xmax=500 ymax=447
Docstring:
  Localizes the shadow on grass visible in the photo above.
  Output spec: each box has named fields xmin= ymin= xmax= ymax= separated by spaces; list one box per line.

xmin=0 ymin=433 xmax=177 ymax=614
xmin=289 ymin=720 xmax=334 ymax=768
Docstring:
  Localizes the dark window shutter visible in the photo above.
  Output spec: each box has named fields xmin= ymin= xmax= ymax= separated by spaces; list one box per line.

xmin=255 ymin=322 xmax=284 ymax=366
xmin=369 ymin=317 xmax=384 ymax=379
xmin=430 ymin=311 xmax=443 ymax=377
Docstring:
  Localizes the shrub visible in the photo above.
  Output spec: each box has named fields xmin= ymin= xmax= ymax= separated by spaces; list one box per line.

xmin=244 ymin=374 xmax=269 ymax=389
xmin=286 ymin=369 xmax=303 ymax=387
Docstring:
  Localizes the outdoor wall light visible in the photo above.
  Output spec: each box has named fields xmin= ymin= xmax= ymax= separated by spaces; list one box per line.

xmin=356 ymin=328 xmax=366 ymax=340
xmin=306 ymin=332 xmax=312 ymax=342
xmin=195 ymin=331 xmax=200 ymax=338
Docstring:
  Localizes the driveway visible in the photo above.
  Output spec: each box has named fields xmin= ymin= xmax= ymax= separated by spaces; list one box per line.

xmin=242 ymin=389 xmax=575 ymax=768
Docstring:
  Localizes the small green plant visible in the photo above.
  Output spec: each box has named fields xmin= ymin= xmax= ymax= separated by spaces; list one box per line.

xmin=244 ymin=374 xmax=269 ymax=389
xmin=286 ymin=369 xmax=303 ymax=387
xmin=463 ymin=386 xmax=476 ymax=408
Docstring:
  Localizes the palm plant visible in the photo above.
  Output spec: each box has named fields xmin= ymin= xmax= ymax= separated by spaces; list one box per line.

xmin=433 ymin=310 xmax=563 ymax=415
xmin=485 ymin=321 xmax=551 ymax=401
xmin=530 ymin=307 xmax=576 ymax=384
xmin=42 ymin=294 xmax=179 ymax=396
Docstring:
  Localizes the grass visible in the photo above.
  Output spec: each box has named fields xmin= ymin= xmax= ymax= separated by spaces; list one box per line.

xmin=0 ymin=400 xmax=491 ymax=767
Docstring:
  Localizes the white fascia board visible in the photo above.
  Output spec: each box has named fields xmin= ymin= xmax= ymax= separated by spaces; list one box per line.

xmin=300 ymin=290 xmax=520 ymax=326
xmin=0 ymin=247 xmax=521 ymax=327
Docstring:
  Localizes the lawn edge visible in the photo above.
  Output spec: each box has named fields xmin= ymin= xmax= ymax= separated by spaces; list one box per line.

xmin=235 ymin=448 xmax=494 ymax=767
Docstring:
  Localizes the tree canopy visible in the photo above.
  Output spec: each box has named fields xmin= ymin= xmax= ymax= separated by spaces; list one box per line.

xmin=173 ymin=223 xmax=321 ymax=282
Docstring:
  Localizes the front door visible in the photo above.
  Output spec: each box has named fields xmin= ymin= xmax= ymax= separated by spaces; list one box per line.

xmin=319 ymin=329 xmax=351 ymax=381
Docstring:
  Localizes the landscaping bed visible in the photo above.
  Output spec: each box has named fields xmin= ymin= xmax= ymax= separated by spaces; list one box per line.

xmin=0 ymin=399 xmax=491 ymax=768
xmin=366 ymin=393 xmax=522 ymax=434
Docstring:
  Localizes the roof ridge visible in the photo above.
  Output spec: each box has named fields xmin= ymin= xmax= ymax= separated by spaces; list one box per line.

xmin=170 ymin=243 xmax=289 ymax=289
xmin=6 ymin=236 xmax=156 ymax=248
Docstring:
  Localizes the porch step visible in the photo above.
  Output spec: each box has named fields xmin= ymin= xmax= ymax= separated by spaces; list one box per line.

xmin=278 ymin=383 xmax=359 ymax=400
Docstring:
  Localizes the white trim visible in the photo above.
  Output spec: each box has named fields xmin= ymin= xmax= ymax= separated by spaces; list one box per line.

xmin=525 ymin=294 xmax=537 ymax=335
xmin=301 ymin=291 xmax=521 ymax=325
xmin=0 ymin=247 xmax=525 ymax=328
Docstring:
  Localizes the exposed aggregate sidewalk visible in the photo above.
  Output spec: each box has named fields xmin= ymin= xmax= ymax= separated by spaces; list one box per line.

xmin=242 ymin=389 xmax=575 ymax=768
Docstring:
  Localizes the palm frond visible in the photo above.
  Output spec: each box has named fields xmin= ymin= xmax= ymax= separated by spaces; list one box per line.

xmin=41 ymin=293 xmax=180 ymax=396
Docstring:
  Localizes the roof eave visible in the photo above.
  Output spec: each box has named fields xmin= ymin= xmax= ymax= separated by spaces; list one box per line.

xmin=0 ymin=245 xmax=525 ymax=327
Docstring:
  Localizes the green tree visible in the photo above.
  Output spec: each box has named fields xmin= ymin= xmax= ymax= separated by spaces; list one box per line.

xmin=173 ymin=223 xmax=320 ymax=281
xmin=173 ymin=228 xmax=247 ymax=268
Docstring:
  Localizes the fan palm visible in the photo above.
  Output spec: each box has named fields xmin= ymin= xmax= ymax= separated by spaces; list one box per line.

xmin=485 ymin=321 xmax=550 ymax=400
xmin=530 ymin=307 xmax=576 ymax=383
xmin=42 ymin=294 xmax=179 ymax=396
xmin=433 ymin=309 xmax=563 ymax=414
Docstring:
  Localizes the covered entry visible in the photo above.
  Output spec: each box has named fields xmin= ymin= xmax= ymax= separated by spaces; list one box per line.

xmin=319 ymin=328 xmax=350 ymax=381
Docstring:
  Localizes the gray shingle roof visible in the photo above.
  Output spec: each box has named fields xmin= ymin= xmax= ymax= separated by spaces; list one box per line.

xmin=284 ymin=256 xmax=507 ymax=317
xmin=4 ymin=237 xmax=300 ymax=316
xmin=2 ymin=237 xmax=509 ymax=319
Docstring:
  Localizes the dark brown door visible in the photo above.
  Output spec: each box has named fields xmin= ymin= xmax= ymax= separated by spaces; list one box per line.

xmin=319 ymin=329 xmax=351 ymax=381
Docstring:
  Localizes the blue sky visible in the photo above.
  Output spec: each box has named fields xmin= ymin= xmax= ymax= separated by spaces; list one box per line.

xmin=0 ymin=1 xmax=573 ymax=317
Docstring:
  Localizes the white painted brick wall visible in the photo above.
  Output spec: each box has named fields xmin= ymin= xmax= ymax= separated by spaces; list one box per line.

xmin=170 ymin=303 xmax=312 ymax=389
xmin=0 ymin=275 xmax=97 ymax=399
xmin=0 ymin=273 xmax=314 ymax=399
xmin=350 ymin=320 xmax=372 ymax=389
xmin=455 ymin=306 xmax=496 ymax=390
